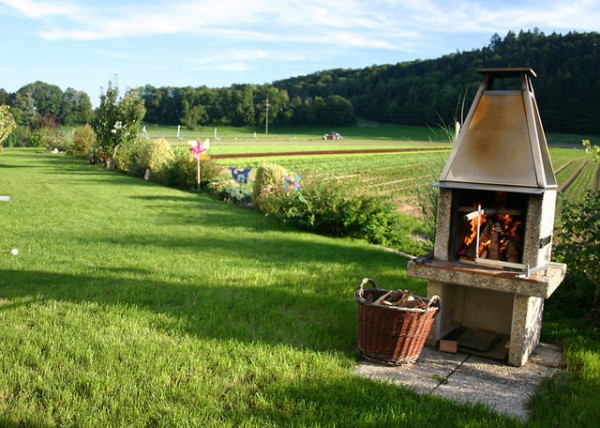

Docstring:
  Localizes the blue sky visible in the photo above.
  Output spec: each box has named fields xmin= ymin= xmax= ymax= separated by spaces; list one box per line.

xmin=1 ymin=0 xmax=598 ymax=106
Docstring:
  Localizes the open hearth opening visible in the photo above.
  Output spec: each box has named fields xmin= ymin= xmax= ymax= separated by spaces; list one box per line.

xmin=451 ymin=189 xmax=527 ymax=265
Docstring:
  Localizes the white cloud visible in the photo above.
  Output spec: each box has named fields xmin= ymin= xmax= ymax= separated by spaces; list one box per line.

xmin=1 ymin=0 xmax=599 ymax=64
xmin=0 ymin=0 xmax=81 ymax=19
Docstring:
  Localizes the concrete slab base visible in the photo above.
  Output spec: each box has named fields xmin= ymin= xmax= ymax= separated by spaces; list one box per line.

xmin=353 ymin=343 xmax=564 ymax=422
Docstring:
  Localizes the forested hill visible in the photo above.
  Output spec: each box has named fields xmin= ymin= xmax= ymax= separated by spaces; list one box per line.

xmin=3 ymin=30 xmax=598 ymax=135
xmin=273 ymin=30 xmax=600 ymax=134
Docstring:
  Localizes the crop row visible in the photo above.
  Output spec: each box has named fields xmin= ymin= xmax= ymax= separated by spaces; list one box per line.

xmin=560 ymin=161 xmax=599 ymax=202
xmin=214 ymin=147 xmax=596 ymax=213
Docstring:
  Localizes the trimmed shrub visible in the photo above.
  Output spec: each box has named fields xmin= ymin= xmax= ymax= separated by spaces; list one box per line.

xmin=68 ymin=124 xmax=96 ymax=158
xmin=253 ymin=163 xmax=287 ymax=200
xmin=114 ymin=137 xmax=146 ymax=176
xmin=138 ymin=137 xmax=174 ymax=183
xmin=165 ymin=148 xmax=223 ymax=191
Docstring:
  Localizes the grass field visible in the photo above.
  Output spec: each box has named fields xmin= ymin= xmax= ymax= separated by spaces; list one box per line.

xmin=1 ymin=145 xmax=599 ymax=427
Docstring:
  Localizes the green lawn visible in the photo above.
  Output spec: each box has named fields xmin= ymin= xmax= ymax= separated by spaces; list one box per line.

xmin=1 ymin=148 xmax=598 ymax=427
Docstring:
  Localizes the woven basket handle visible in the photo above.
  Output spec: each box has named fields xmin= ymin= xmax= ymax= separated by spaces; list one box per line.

xmin=357 ymin=277 xmax=379 ymax=298
xmin=427 ymin=295 xmax=441 ymax=309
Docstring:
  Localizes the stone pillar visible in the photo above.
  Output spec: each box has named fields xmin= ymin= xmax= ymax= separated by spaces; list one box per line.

xmin=508 ymin=295 xmax=544 ymax=366
xmin=523 ymin=189 xmax=557 ymax=268
xmin=433 ymin=188 xmax=453 ymax=261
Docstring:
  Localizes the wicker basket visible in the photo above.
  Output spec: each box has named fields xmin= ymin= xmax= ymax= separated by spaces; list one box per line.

xmin=356 ymin=278 xmax=440 ymax=365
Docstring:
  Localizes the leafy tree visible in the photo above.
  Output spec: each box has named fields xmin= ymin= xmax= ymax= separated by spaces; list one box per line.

xmin=180 ymin=99 xmax=207 ymax=130
xmin=323 ymin=94 xmax=356 ymax=126
xmin=0 ymin=105 xmax=17 ymax=150
xmin=15 ymin=90 xmax=41 ymax=128
xmin=0 ymin=89 xmax=11 ymax=106
xmin=61 ymin=88 xmax=93 ymax=125
xmin=16 ymin=82 xmax=63 ymax=122
xmin=93 ymin=77 xmax=146 ymax=159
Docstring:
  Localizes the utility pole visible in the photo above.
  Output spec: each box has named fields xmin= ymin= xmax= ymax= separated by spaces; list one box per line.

xmin=265 ymin=97 xmax=270 ymax=134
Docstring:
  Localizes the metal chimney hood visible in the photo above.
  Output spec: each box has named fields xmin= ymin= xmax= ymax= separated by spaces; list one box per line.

xmin=436 ymin=68 xmax=557 ymax=194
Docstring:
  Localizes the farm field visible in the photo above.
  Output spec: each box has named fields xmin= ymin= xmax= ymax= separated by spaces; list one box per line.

xmin=209 ymin=145 xmax=597 ymax=212
xmin=141 ymin=124 xmax=598 ymax=208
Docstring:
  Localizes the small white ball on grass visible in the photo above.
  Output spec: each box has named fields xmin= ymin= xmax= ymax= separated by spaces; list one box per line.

xmin=11 ymin=248 xmax=19 ymax=256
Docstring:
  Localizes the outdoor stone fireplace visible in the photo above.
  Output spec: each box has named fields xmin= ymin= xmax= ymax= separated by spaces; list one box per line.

xmin=408 ymin=68 xmax=566 ymax=366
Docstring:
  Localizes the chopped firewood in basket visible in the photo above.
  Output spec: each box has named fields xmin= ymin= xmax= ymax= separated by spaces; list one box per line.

xmin=367 ymin=289 xmax=429 ymax=309
xmin=373 ymin=290 xmax=393 ymax=305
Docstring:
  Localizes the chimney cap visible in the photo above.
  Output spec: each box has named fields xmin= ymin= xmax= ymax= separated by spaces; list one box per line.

xmin=477 ymin=67 xmax=537 ymax=78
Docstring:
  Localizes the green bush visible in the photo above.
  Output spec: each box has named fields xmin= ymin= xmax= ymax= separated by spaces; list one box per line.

xmin=114 ymin=137 xmax=146 ymax=176
xmin=554 ymin=191 xmax=599 ymax=310
xmin=165 ymin=148 xmax=223 ymax=191
xmin=258 ymin=175 xmax=425 ymax=253
xmin=68 ymin=124 xmax=96 ymax=159
xmin=6 ymin=126 xmax=31 ymax=147
xmin=138 ymin=138 xmax=174 ymax=183
xmin=207 ymin=181 xmax=253 ymax=206
xmin=27 ymin=130 xmax=48 ymax=148
xmin=253 ymin=163 xmax=287 ymax=200
xmin=164 ymin=148 xmax=196 ymax=190
xmin=28 ymin=127 xmax=66 ymax=151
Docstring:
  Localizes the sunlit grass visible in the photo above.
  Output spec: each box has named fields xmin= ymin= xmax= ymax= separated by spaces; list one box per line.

xmin=1 ymin=148 xmax=598 ymax=426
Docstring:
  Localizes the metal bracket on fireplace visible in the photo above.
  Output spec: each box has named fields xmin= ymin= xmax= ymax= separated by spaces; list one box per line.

xmin=539 ymin=235 xmax=552 ymax=248
xmin=519 ymin=264 xmax=550 ymax=278
xmin=474 ymin=257 xmax=549 ymax=278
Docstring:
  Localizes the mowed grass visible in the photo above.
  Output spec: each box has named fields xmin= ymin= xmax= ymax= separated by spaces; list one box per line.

xmin=1 ymin=148 xmax=599 ymax=427
xmin=0 ymin=149 xmax=523 ymax=427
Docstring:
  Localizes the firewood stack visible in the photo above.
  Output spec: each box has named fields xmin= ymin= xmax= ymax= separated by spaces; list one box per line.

xmin=364 ymin=289 xmax=428 ymax=309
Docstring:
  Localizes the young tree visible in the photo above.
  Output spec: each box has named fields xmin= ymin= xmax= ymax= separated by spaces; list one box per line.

xmin=15 ymin=90 xmax=41 ymax=128
xmin=93 ymin=77 xmax=146 ymax=159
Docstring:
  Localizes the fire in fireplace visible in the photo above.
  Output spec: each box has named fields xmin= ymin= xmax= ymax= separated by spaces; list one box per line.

xmin=453 ymin=190 xmax=527 ymax=267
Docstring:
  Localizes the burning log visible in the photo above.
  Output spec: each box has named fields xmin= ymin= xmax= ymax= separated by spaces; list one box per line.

xmin=506 ymin=238 xmax=521 ymax=263
xmin=488 ymin=222 xmax=503 ymax=260
xmin=479 ymin=222 xmax=493 ymax=259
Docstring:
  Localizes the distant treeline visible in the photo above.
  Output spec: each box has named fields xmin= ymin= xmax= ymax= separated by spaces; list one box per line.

xmin=273 ymin=30 xmax=600 ymax=134
xmin=1 ymin=30 xmax=598 ymax=134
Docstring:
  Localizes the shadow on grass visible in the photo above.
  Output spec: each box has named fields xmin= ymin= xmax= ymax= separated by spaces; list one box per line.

xmin=0 ymin=268 xmax=352 ymax=354
xmin=227 ymin=375 xmax=520 ymax=427
xmin=0 ymin=222 xmax=424 ymax=355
